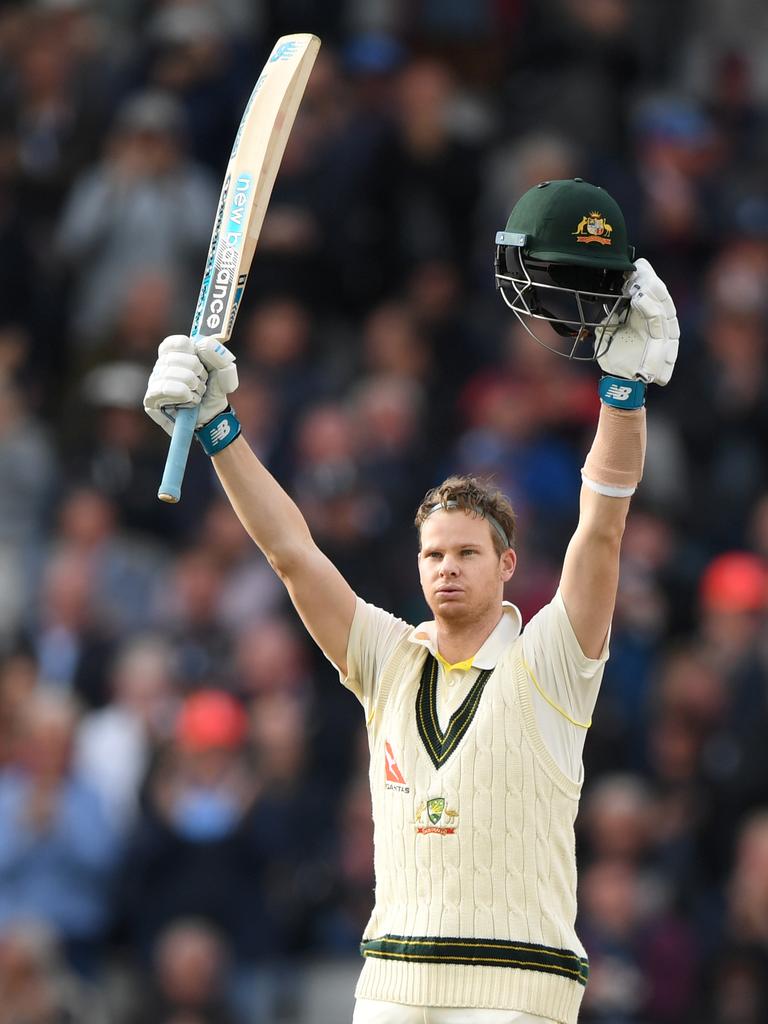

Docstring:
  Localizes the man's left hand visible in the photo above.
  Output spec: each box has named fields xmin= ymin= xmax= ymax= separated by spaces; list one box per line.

xmin=598 ymin=258 xmax=679 ymax=386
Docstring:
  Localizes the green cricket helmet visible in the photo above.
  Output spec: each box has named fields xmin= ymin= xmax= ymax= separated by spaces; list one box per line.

xmin=494 ymin=178 xmax=636 ymax=359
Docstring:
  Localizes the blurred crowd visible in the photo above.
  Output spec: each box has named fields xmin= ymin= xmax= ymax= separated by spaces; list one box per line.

xmin=2 ymin=0 xmax=768 ymax=1021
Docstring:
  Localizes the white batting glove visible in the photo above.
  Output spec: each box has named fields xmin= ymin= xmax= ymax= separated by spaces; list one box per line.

xmin=598 ymin=258 xmax=679 ymax=386
xmin=143 ymin=335 xmax=239 ymax=436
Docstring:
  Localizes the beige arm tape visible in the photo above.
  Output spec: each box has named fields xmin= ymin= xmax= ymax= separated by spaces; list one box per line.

xmin=581 ymin=404 xmax=647 ymax=498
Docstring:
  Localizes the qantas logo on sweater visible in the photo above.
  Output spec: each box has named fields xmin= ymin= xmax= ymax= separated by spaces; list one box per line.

xmin=384 ymin=741 xmax=409 ymax=793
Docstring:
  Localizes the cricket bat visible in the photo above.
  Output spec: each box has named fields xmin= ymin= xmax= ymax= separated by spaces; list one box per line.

xmin=158 ymin=33 xmax=321 ymax=503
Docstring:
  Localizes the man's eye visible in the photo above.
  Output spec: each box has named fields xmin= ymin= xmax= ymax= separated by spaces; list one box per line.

xmin=461 ymin=549 xmax=477 ymax=556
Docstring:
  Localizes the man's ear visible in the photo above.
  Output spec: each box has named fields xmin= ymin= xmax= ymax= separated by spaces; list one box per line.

xmin=500 ymin=549 xmax=516 ymax=582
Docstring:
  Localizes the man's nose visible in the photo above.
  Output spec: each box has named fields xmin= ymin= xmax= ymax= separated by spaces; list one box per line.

xmin=440 ymin=557 xmax=459 ymax=576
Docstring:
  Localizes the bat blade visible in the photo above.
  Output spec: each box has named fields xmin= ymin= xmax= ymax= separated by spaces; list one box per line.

xmin=158 ymin=33 xmax=321 ymax=503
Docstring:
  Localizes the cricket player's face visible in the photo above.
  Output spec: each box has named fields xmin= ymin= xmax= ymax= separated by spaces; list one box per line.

xmin=418 ymin=510 xmax=515 ymax=622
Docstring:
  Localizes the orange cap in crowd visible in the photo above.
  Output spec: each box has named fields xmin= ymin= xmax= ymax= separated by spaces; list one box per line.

xmin=175 ymin=690 xmax=247 ymax=751
xmin=699 ymin=552 xmax=768 ymax=613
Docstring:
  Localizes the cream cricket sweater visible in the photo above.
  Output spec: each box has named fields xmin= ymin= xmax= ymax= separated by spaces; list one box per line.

xmin=355 ymin=632 xmax=588 ymax=1024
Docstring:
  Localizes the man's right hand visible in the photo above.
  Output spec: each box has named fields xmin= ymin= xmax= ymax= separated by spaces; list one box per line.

xmin=143 ymin=335 xmax=239 ymax=437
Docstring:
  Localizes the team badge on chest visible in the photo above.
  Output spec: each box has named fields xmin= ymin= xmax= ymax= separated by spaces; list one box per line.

xmin=415 ymin=796 xmax=458 ymax=835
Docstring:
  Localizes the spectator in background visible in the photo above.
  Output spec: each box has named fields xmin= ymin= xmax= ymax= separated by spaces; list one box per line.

xmin=1 ymin=1 xmax=119 ymax=242
xmin=56 ymin=89 xmax=217 ymax=346
xmin=72 ymin=365 xmax=192 ymax=542
xmin=26 ymin=549 xmax=115 ymax=708
xmin=0 ymin=919 xmax=96 ymax=1024
xmin=696 ymin=809 xmax=768 ymax=1024
xmin=315 ymin=773 xmax=375 ymax=954
xmin=231 ymin=689 xmax=334 ymax=1023
xmin=679 ymin=280 xmax=768 ymax=547
xmin=389 ymin=59 xmax=480 ymax=277
xmin=724 ymin=809 xmax=768 ymax=945
xmin=143 ymin=1 xmax=253 ymax=171
xmin=348 ymin=373 xmax=427 ymax=525
xmin=589 ymin=508 xmax=691 ymax=777
xmin=0 ymin=690 xmax=119 ymax=976
xmin=239 ymin=298 xmax=327 ymax=436
xmin=696 ymin=552 xmax=768 ymax=734
xmin=505 ymin=0 xmax=651 ymax=149
xmin=359 ymin=301 xmax=432 ymax=388
xmin=123 ymin=917 xmax=237 ymax=1024
xmin=629 ymin=97 xmax=724 ymax=280
xmin=578 ymin=858 xmax=697 ymax=1024
xmin=120 ymin=684 xmax=331 ymax=1019
xmin=197 ymin=498 xmax=284 ymax=634
xmin=75 ymin=635 xmax=178 ymax=832
xmin=158 ymin=550 xmax=233 ymax=688
xmin=91 ymin=269 xmax=178 ymax=365
xmin=580 ymin=774 xmax=657 ymax=867
xmin=0 ymin=649 xmax=37 ymax=769
xmin=700 ymin=943 xmax=768 ymax=1024
xmin=119 ymin=690 xmax=257 ymax=961
xmin=233 ymin=616 xmax=311 ymax=701
xmin=43 ymin=484 xmax=167 ymax=635
xmin=0 ymin=380 xmax=55 ymax=645
xmin=233 ymin=614 xmax=361 ymax=789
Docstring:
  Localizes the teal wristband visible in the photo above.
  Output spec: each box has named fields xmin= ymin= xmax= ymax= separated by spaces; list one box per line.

xmin=195 ymin=407 xmax=241 ymax=455
xmin=598 ymin=376 xmax=646 ymax=409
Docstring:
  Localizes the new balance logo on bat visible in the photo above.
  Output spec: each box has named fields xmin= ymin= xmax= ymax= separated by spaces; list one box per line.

xmin=271 ymin=41 xmax=299 ymax=61
xmin=604 ymin=383 xmax=633 ymax=402
xmin=210 ymin=420 xmax=231 ymax=445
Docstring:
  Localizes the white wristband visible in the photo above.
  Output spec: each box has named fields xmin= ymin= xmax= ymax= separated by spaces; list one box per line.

xmin=581 ymin=471 xmax=636 ymax=498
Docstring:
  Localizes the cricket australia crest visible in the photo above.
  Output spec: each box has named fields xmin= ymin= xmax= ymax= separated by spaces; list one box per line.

xmin=573 ymin=211 xmax=613 ymax=246
xmin=415 ymin=796 xmax=458 ymax=835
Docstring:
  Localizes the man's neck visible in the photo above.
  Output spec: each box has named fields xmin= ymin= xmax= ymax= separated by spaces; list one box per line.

xmin=435 ymin=609 xmax=504 ymax=666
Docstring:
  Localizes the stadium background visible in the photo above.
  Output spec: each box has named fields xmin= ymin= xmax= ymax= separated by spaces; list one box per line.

xmin=1 ymin=0 xmax=768 ymax=1021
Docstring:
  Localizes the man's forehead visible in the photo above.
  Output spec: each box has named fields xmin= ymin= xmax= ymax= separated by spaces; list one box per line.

xmin=420 ymin=508 xmax=494 ymax=545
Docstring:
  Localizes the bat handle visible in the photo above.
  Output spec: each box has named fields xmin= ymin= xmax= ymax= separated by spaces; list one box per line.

xmin=157 ymin=406 xmax=198 ymax=503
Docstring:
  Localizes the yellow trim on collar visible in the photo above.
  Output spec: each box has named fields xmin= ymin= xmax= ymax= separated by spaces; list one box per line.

xmin=435 ymin=651 xmax=474 ymax=673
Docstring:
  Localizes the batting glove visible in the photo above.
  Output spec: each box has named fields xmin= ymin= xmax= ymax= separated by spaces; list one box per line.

xmin=598 ymin=258 xmax=679 ymax=386
xmin=144 ymin=335 xmax=239 ymax=436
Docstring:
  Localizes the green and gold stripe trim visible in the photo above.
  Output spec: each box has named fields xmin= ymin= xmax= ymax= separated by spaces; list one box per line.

xmin=416 ymin=654 xmax=492 ymax=770
xmin=361 ymin=934 xmax=589 ymax=985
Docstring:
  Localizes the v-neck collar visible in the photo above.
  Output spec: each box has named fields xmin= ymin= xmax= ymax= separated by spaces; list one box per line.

xmin=415 ymin=653 xmax=494 ymax=770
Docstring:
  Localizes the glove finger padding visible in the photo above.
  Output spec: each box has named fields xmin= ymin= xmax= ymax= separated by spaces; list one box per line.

xmin=195 ymin=337 xmax=236 ymax=371
xmin=598 ymin=259 xmax=679 ymax=387
xmin=146 ymin=378 xmax=199 ymax=407
xmin=145 ymin=335 xmax=210 ymax=436
xmin=158 ymin=334 xmax=197 ymax=356
xmin=194 ymin=338 xmax=239 ymax=414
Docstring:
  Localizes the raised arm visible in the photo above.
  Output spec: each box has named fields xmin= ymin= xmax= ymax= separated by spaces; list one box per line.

xmin=144 ymin=336 xmax=356 ymax=674
xmin=211 ymin=436 xmax=356 ymax=672
xmin=560 ymin=258 xmax=679 ymax=658
xmin=560 ymin=415 xmax=638 ymax=658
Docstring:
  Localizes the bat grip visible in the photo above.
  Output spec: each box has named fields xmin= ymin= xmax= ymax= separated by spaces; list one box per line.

xmin=157 ymin=406 xmax=198 ymax=503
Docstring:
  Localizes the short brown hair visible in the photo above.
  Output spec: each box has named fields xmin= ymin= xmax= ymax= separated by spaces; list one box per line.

xmin=414 ymin=475 xmax=516 ymax=556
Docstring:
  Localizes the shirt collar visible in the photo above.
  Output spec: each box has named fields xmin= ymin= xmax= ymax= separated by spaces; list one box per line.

xmin=409 ymin=601 xmax=522 ymax=670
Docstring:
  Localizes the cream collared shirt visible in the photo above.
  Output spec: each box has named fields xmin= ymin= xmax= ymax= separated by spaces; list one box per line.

xmin=342 ymin=590 xmax=608 ymax=782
